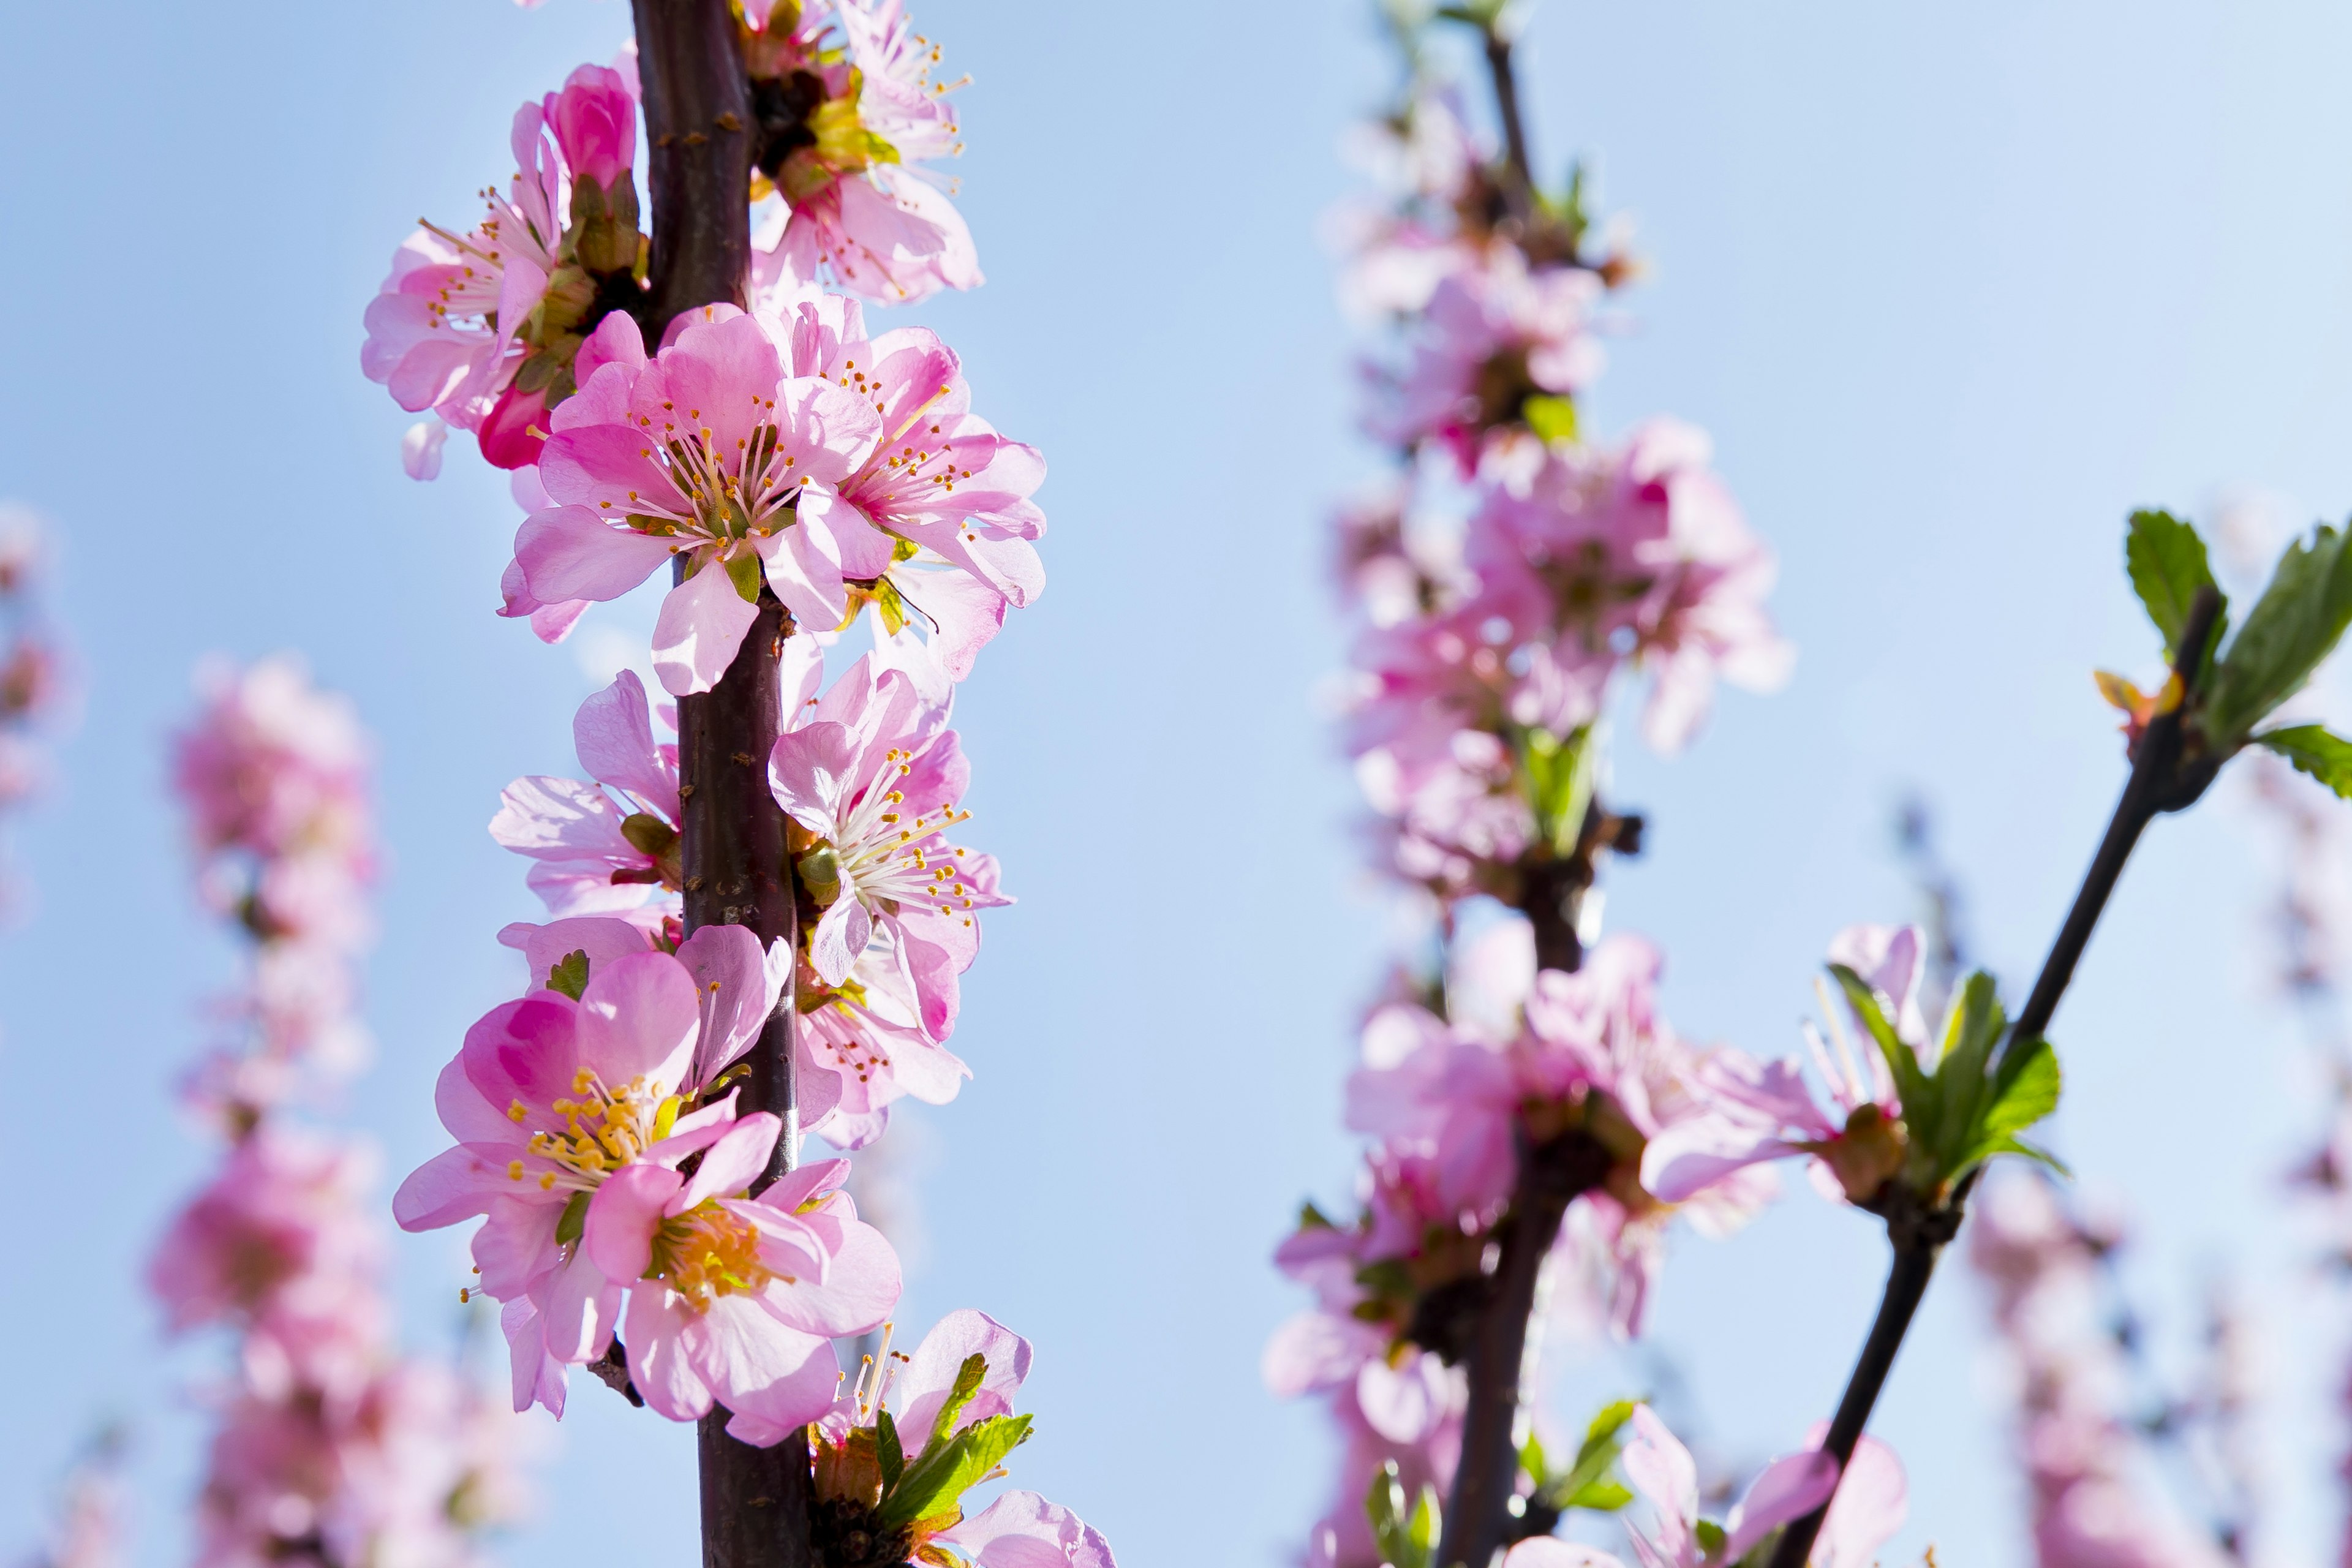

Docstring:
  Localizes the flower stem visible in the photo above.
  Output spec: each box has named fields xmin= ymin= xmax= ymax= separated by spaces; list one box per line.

xmin=1480 ymin=21 xmax=1537 ymax=217
xmin=1765 ymin=587 xmax=2225 ymax=1568
xmin=630 ymin=4 xmax=805 ymax=1564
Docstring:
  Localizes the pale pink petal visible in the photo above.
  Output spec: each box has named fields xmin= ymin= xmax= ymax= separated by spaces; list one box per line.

xmin=654 ymin=562 xmax=763 ymax=697
xmin=584 ymin=1162 xmax=677 ymax=1282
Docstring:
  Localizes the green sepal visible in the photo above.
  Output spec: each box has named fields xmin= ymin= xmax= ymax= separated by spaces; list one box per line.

xmin=2124 ymin=509 xmax=2226 ymax=668
xmin=546 ymin=949 xmax=590 ymax=1001
xmin=554 ymin=1189 xmax=591 ymax=1248
xmin=1694 ymin=1519 xmax=1727 ymax=1557
xmin=723 ymin=548 xmax=766 ymax=604
xmin=1517 ymin=723 xmax=1597 ymax=856
xmin=2256 ymin=724 xmax=2352 ymax=800
xmin=875 ymin=1408 xmax=905 ymax=1494
xmin=1364 ymin=1460 xmax=1438 ymax=1568
xmin=797 ymin=845 xmax=843 ymax=908
xmin=929 ymin=1353 xmax=987 ymax=1447
xmin=877 ymin=1412 xmax=1031 ymax=1531
xmin=2204 ymin=521 xmax=2352 ymax=747
xmin=1562 ymin=1478 xmax=1634 ymax=1511
xmin=619 ymin=812 xmax=679 ymax=858
xmin=1522 ymin=393 xmax=1579 ymax=445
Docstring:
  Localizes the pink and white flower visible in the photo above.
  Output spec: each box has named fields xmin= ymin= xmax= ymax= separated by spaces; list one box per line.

xmin=1619 ymin=1404 xmax=1907 ymax=1568
xmin=744 ymin=0 xmax=979 ymax=304
xmin=512 ymin=304 xmax=885 ymax=693
xmin=1377 ymin=248 xmax=1604 ymax=469
xmin=491 ymin=669 xmax=683 ymax=919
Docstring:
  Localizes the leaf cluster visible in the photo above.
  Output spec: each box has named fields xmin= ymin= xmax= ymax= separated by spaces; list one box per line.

xmin=2120 ymin=510 xmax=2352 ymax=799
xmin=1830 ymin=967 xmax=2063 ymax=1202
xmin=1520 ymin=1399 xmax=1638 ymax=1515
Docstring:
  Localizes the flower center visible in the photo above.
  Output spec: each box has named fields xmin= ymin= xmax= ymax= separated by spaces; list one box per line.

xmin=648 ymin=1201 xmax=775 ymax=1311
xmin=620 ymin=401 xmax=801 ymax=551
xmin=510 ymin=1068 xmax=679 ymax=1193
xmin=827 ymin=748 xmax=978 ymax=925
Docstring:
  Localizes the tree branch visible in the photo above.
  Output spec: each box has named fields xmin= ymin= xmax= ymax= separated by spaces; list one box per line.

xmin=1480 ymin=23 xmax=1536 ymax=219
xmin=630 ymin=4 xmax=804 ymax=1564
xmin=1765 ymin=587 xmax=2225 ymax=1568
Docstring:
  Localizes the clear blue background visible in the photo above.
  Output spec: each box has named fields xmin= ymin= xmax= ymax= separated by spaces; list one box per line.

xmin=2 ymin=0 xmax=2350 ymax=1562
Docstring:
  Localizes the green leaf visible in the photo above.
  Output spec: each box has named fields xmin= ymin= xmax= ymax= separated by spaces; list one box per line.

xmin=2206 ymin=522 xmax=2352 ymax=745
xmin=1926 ymin=973 xmax=2007 ymax=1178
xmin=1694 ymin=1519 xmax=1727 ymax=1557
xmin=1975 ymin=1134 xmax=2071 ymax=1177
xmin=1956 ymin=1039 xmax=2063 ymax=1175
xmin=546 ymin=949 xmax=590 ymax=1001
xmin=1517 ymin=724 xmax=1598 ymax=856
xmin=553 ymin=1190 xmax=591 ymax=1248
xmin=929 ymin=1352 xmax=987 ymax=1447
xmin=875 ymin=1408 xmax=904 ymax=1494
xmin=1366 ymin=1462 xmax=1414 ymax=1568
xmin=1518 ymin=1433 xmax=1547 ymax=1489
xmin=1541 ymin=1399 xmax=1636 ymax=1513
xmin=2125 ymin=510 xmax=2225 ymax=664
xmin=878 ymin=1412 xmax=1031 ymax=1531
xmin=1297 ymin=1200 xmax=1338 ymax=1232
xmin=1828 ymin=963 xmax=1931 ymax=1137
xmin=722 ymin=548 xmax=766 ymax=604
xmin=2256 ymin=724 xmax=2352 ymax=801
xmin=1522 ymin=394 xmax=1579 ymax=445
xmin=1562 ymin=1479 xmax=1634 ymax=1512
xmin=1405 ymin=1485 xmax=1440 ymax=1565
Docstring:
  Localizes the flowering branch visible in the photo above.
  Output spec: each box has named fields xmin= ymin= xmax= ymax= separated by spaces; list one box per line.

xmin=1763 ymin=586 xmax=2226 ymax=1568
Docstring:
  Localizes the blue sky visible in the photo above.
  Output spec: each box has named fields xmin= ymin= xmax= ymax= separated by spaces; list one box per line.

xmin=4 ymin=0 xmax=2352 ymax=1563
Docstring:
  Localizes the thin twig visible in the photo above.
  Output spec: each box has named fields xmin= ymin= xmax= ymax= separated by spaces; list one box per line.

xmin=1766 ymin=587 xmax=2224 ymax=1568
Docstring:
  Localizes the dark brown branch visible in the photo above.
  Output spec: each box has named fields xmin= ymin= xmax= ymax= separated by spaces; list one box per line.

xmin=588 ymin=1340 xmax=646 ymax=1408
xmin=631 ymin=0 xmax=755 ymax=337
xmin=1765 ymin=587 xmax=2225 ymax=1568
xmin=1480 ymin=24 xmax=1536 ymax=219
xmin=1438 ymin=1129 xmax=1610 ymax=1568
xmin=630 ymin=3 xmax=803 ymax=1563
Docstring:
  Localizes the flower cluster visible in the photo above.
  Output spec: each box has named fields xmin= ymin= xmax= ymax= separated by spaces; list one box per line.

xmin=383 ymin=10 xmax=1109 ymax=1559
xmin=1968 ymin=1172 xmax=2234 ymax=1567
xmin=1268 ymin=929 xmax=1783 ymax=1564
xmin=489 ymin=653 xmax=1005 ymax=1150
xmin=151 ymin=658 xmax=526 ymax=1568
xmin=0 ymin=503 xmax=72 ymax=913
xmin=1334 ymin=72 xmax=1788 ymax=902
xmin=363 ymin=64 xmax=644 ymax=481
xmin=741 ymin=0 xmax=979 ymax=304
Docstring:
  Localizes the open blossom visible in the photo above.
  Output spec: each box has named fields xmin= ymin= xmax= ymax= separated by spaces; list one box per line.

xmin=585 ymin=1119 xmax=899 ymax=1441
xmin=1467 ymin=420 xmax=1792 ymax=753
xmin=743 ymin=0 xmax=979 ymax=304
xmin=810 ymin=1310 xmax=1116 ymax=1567
xmin=512 ymin=304 xmax=886 ymax=693
xmin=1615 ymin=1405 xmax=1907 ymax=1568
xmin=1643 ymin=924 xmax=1924 ymax=1210
xmin=362 ymin=65 xmax=644 ymax=476
xmin=772 ymin=654 xmax=1005 ymax=1018
xmin=173 ymin=657 xmax=370 ymax=879
xmin=769 ymin=286 xmax=1047 ymax=679
xmin=492 ymin=669 xmax=682 ymax=919
xmin=1376 ymin=248 xmax=1604 ymax=469
xmin=393 ymin=940 xmax=874 ymax=1436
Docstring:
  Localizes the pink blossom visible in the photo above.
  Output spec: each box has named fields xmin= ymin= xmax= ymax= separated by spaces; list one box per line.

xmin=1642 ymin=925 xmax=1921 ymax=1209
xmin=767 ymin=287 xmax=1047 ymax=679
xmin=584 ymin=1124 xmax=899 ymax=1442
xmin=771 ymin=652 xmax=1004 ymax=1064
xmin=744 ymin=0 xmax=979 ymax=305
xmin=1377 ymin=249 xmax=1604 ymax=469
xmin=491 ymin=669 xmax=682 ymax=918
xmin=173 ymin=657 xmax=371 ymax=872
xmin=1467 ymin=420 xmax=1792 ymax=753
xmin=545 ymin=64 xmax=636 ymax=191
xmin=1619 ymin=1404 xmax=1907 ymax=1568
xmin=514 ymin=304 xmax=886 ymax=693
xmin=361 ymin=96 xmax=567 ymax=447
xmin=937 ymin=1494 xmax=1118 ymax=1568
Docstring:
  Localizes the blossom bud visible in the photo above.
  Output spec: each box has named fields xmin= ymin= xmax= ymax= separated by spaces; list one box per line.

xmin=546 ymin=65 xmax=637 ymax=192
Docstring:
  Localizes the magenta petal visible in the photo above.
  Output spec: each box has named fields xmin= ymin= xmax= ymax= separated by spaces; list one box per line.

xmin=584 ymin=1163 xmax=676 ymax=1282
xmin=654 ymin=562 xmax=763 ymax=697
xmin=674 ymin=1114 xmax=780 ymax=1208
xmin=517 ymin=506 xmax=673 ymax=605
xmin=766 ymin=721 xmax=855 ymax=835
xmin=575 ymin=950 xmax=701 ymax=1088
